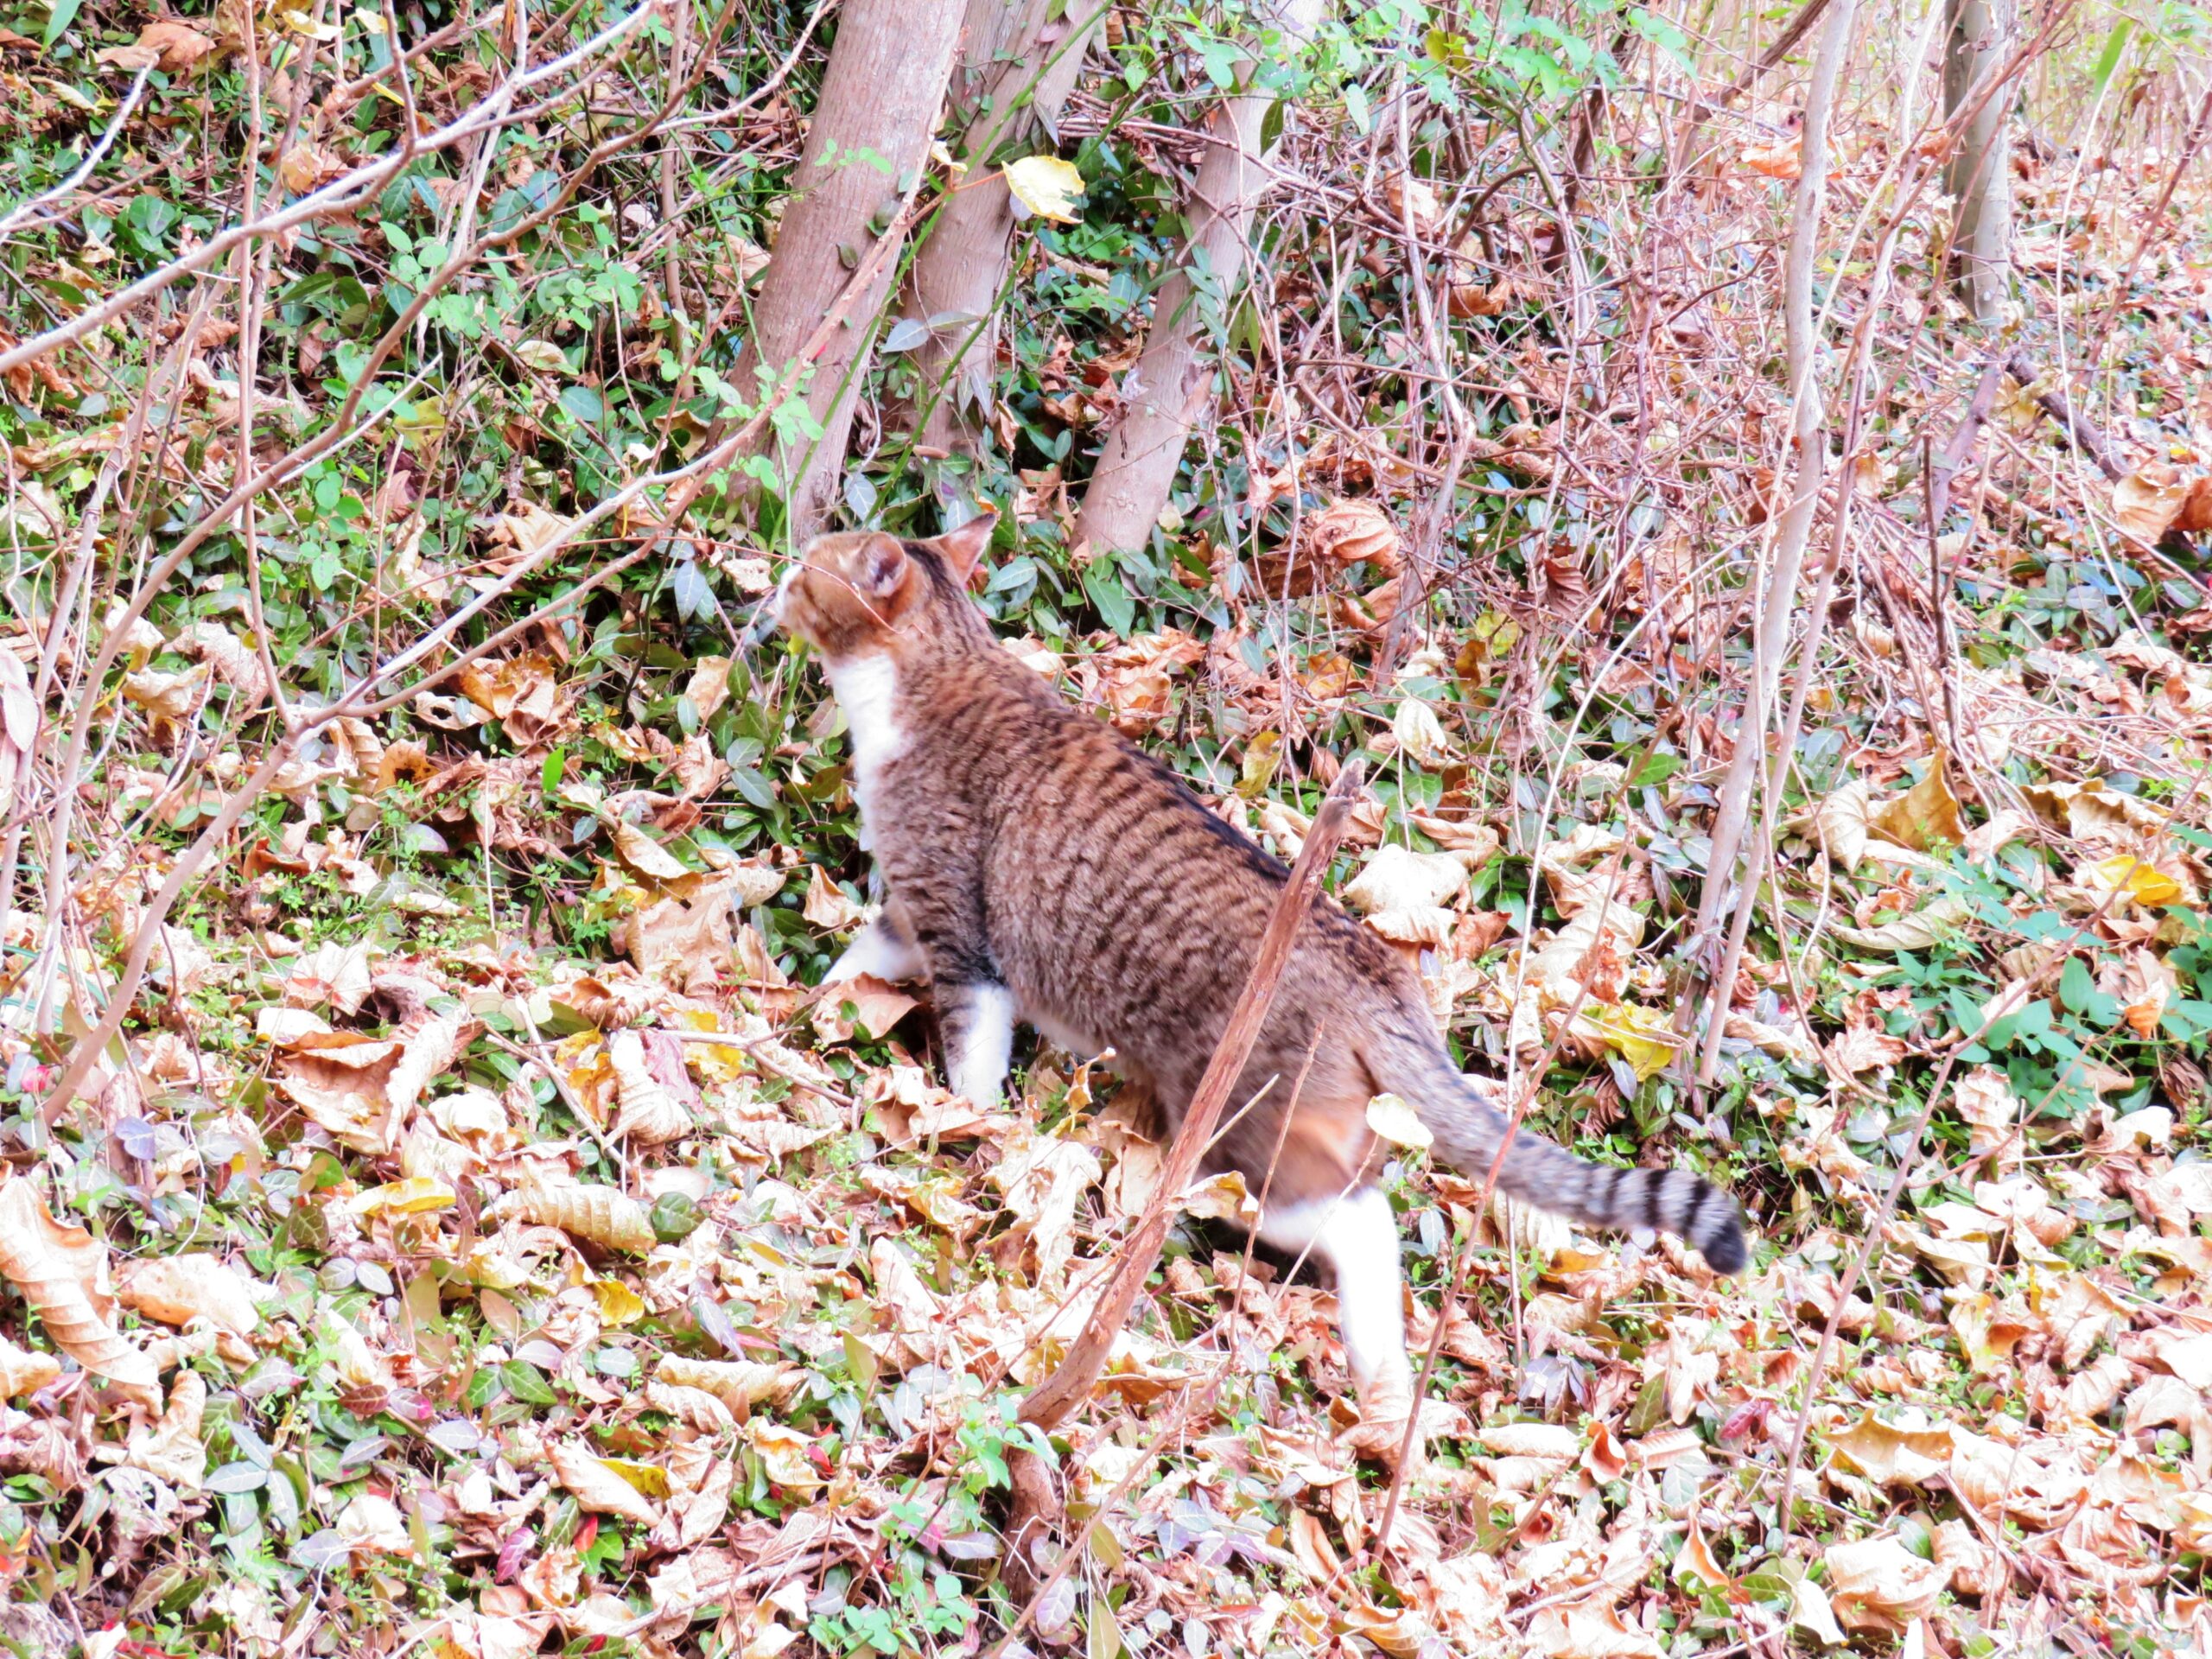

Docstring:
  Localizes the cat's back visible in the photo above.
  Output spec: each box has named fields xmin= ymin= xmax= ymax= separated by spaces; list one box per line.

xmin=904 ymin=641 xmax=1280 ymax=898
xmin=901 ymin=647 xmax=1329 ymax=1065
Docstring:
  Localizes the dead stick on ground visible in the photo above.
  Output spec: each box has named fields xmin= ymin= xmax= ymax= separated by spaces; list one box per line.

xmin=1929 ymin=352 xmax=2012 ymax=526
xmin=2004 ymin=349 xmax=2125 ymax=482
xmin=1678 ymin=0 xmax=1856 ymax=1052
xmin=1001 ymin=760 xmax=1363 ymax=1576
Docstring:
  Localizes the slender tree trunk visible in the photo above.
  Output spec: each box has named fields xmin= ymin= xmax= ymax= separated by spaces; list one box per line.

xmin=1677 ymin=0 xmax=1859 ymax=1052
xmin=723 ymin=0 xmax=965 ymax=539
xmin=899 ymin=0 xmax=1110 ymax=454
xmin=1072 ymin=0 xmax=1322 ymax=556
xmin=1943 ymin=0 xmax=2013 ymax=320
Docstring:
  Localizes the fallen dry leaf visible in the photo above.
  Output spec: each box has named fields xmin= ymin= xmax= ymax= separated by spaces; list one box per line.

xmin=1824 ymin=1534 xmax=1947 ymax=1634
xmin=989 ymin=1129 xmax=1102 ymax=1290
xmin=337 ymin=1491 xmax=416 ymax=1558
xmin=118 ymin=1255 xmax=262 ymax=1338
xmin=1303 ymin=498 xmax=1401 ymax=572
xmin=550 ymin=1440 xmax=661 ymax=1526
xmin=0 ymin=1335 xmax=60 ymax=1400
xmin=1868 ymin=756 xmax=1964 ymax=852
xmin=1741 ymin=135 xmax=1802 ymax=178
xmin=1365 ymin=1091 xmax=1434 ymax=1151
xmin=98 ymin=19 xmax=218 ymax=71
xmin=814 ymin=973 xmax=919 ymax=1043
xmin=0 ymin=1179 xmax=156 ymax=1387
xmin=802 ymin=867 xmax=867 ymax=931
xmin=656 ymin=1353 xmax=801 ymax=1416
xmin=2113 ymin=460 xmax=2196 ymax=543
xmin=607 ymin=1029 xmax=693 ymax=1145
xmin=486 ymin=1182 xmax=656 ymax=1251
xmin=110 ymin=1370 xmax=207 ymax=1491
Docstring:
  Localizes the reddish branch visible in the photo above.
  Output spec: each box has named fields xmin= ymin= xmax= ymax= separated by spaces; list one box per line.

xmin=1001 ymin=760 xmax=1363 ymax=1578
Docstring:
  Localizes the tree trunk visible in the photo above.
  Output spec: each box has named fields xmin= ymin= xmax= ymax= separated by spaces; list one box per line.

xmin=1943 ymin=0 xmax=2013 ymax=321
xmin=1071 ymin=0 xmax=1321 ymax=556
xmin=1677 ymin=0 xmax=1859 ymax=1056
xmin=899 ymin=0 xmax=1110 ymax=455
xmin=723 ymin=0 xmax=966 ymax=540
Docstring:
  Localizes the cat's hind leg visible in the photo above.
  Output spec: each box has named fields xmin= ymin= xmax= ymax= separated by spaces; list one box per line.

xmin=1256 ymin=1184 xmax=1414 ymax=1414
xmin=938 ymin=980 xmax=1016 ymax=1110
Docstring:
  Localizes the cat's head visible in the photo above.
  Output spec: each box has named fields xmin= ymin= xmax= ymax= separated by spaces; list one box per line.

xmin=772 ymin=509 xmax=997 ymax=659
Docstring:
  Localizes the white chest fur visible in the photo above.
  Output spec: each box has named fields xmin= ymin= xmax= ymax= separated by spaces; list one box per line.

xmin=822 ymin=652 xmax=906 ymax=849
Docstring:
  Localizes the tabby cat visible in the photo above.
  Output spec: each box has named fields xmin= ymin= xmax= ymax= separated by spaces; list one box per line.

xmin=770 ymin=509 xmax=1749 ymax=1419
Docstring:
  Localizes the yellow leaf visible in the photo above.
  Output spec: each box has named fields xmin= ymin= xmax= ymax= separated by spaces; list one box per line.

xmin=589 ymin=1279 xmax=646 ymax=1325
xmin=1364 ymin=1092 xmax=1434 ymax=1151
xmin=597 ymin=1455 xmax=670 ymax=1498
xmin=1181 ymin=1170 xmax=1260 ymax=1224
xmin=1003 ymin=155 xmax=1085 ymax=225
xmin=270 ymin=1 xmax=342 ymax=38
xmin=671 ymin=1007 xmax=748 ymax=1082
xmin=1867 ymin=754 xmax=1963 ymax=852
xmin=1573 ymin=1004 xmax=1681 ymax=1081
xmin=1236 ymin=730 xmax=1282 ymax=799
xmin=549 ymin=1440 xmax=660 ymax=1526
xmin=2084 ymin=854 xmax=2183 ymax=908
xmin=352 ymin=1176 xmax=457 ymax=1217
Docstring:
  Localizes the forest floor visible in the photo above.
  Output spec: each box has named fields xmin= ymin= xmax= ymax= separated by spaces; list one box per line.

xmin=3 ymin=3 xmax=2212 ymax=1657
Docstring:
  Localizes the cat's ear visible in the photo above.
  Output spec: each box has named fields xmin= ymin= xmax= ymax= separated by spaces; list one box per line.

xmin=937 ymin=506 xmax=998 ymax=585
xmin=855 ymin=532 xmax=908 ymax=598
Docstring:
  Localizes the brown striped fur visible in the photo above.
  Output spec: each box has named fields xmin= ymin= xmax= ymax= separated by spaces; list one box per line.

xmin=772 ymin=512 xmax=1749 ymax=1416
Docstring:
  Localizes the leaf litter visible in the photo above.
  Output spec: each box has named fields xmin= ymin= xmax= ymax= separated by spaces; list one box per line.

xmin=4 ymin=5 xmax=2212 ymax=1658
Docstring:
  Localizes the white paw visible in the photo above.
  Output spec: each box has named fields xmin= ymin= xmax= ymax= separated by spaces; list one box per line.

xmin=945 ymin=1066 xmax=1003 ymax=1113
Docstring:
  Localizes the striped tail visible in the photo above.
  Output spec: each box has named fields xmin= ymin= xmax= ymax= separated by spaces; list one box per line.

xmin=1382 ymin=1043 xmax=1749 ymax=1274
